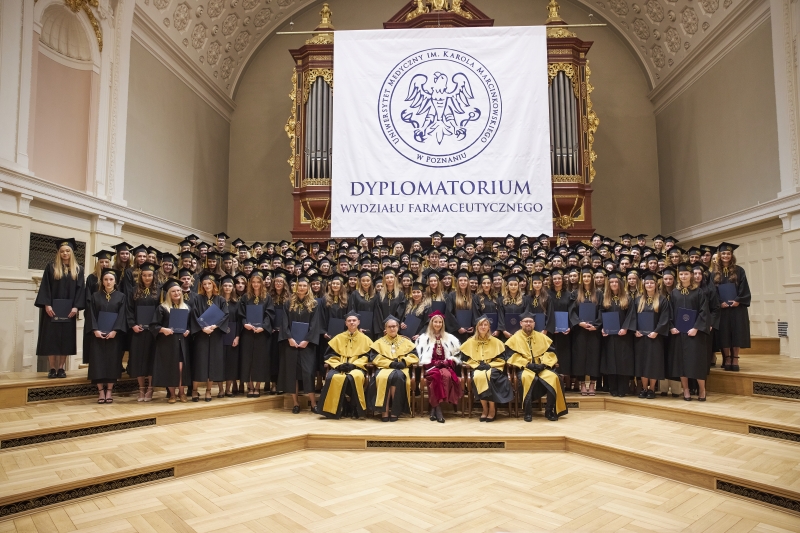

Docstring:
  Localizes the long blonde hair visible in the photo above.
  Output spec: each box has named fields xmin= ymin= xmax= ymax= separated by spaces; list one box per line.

xmin=425 ymin=313 xmax=447 ymax=338
xmin=160 ymin=289 xmax=188 ymax=311
xmin=502 ymin=283 xmax=523 ymax=306
xmin=53 ymin=248 xmax=79 ymax=281
xmin=637 ymin=292 xmax=661 ymax=313
xmin=378 ymin=278 xmax=400 ymax=301
xmin=405 ymin=293 xmax=430 ymax=317
xmin=290 ymin=290 xmax=317 ymax=313
xmin=602 ymin=279 xmax=630 ymax=309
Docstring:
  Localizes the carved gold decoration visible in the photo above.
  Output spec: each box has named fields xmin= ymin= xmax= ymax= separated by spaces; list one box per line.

xmin=548 ymin=49 xmax=572 ymax=55
xmin=546 ymin=26 xmax=576 ymax=38
xmin=310 ymin=55 xmax=333 ymax=61
xmin=552 ymin=175 xmax=583 ymax=183
xmin=547 ymin=63 xmax=580 ymax=99
xmin=301 ymin=198 xmax=330 ymax=231
xmin=431 ymin=0 xmax=447 ymax=11
xmin=306 ymin=3 xmax=334 ymax=44
xmin=450 ymin=0 xmax=473 ymax=18
xmin=64 ymin=0 xmax=103 ymax=52
xmin=302 ymin=178 xmax=332 ymax=186
xmin=306 ymin=33 xmax=333 ymax=45
xmin=302 ymin=68 xmax=333 ymax=105
xmin=406 ymin=0 xmax=429 ymax=20
xmin=585 ymin=60 xmax=599 ymax=183
xmin=546 ymin=0 xmax=564 ymax=22
xmin=285 ymin=70 xmax=298 ymax=187
xmin=553 ymin=195 xmax=585 ymax=228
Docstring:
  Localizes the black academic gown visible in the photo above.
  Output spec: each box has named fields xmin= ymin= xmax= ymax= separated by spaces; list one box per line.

xmin=715 ymin=266 xmax=751 ymax=349
xmin=400 ymin=302 xmax=431 ymax=338
xmin=600 ymin=299 xmax=636 ymax=377
xmin=669 ymin=287 xmax=710 ymax=380
xmin=347 ymin=291 xmax=378 ymax=338
xmin=190 ymin=295 xmax=229 ymax=382
xmin=547 ymin=289 xmax=574 ymax=376
xmin=237 ymin=294 xmax=276 ymax=384
xmin=704 ymin=282 xmax=721 ymax=365
xmin=472 ymin=293 xmax=501 ymax=334
xmin=151 ymin=305 xmax=192 ymax=388
xmin=633 ymin=295 xmax=671 ymax=379
xmin=223 ymin=298 xmax=241 ymax=381
xmin=374 ymin=291 xmax=407 ymax=335
xmin=277 ymin=301 xmax=322 ymax=394
xmin=570 ymin=290 xmax=603 ymax=378
xmin=35 ymin=263 xmax=85 ymax=356
xmin=445 ymin=292 xmax=475 ymax=343
xmin=84 ymin=291 xmax=127 ymax=382
xmin=317 ymin=299 xmax=348 ymax=374
xmin=82 ymin=273 xmax=100 ymax=363
xmin=125 ymin=288 xmax=159 ymax=378
xmin=498 ymin=295 xmax=533 ymax=338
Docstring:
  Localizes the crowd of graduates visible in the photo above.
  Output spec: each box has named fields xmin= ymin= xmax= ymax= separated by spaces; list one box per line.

xmin=34 ymin=230 xmax=750 ymax=419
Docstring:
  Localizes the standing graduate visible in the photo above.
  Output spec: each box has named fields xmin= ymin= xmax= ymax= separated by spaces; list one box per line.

xmin=190 ymin=273 xmax=229 ymax=401
xmin=694 ymin=264 xmax=720 ymax=370
xmin=712 ymin=242 xmax=751 ymax=371
xmin=460 ymin=315 xmax=513 ymax=422
xmin=348 ymin=271 xmax=378 ymax=338
xmin=373 ymin=267 xmax=406 ymax=334
xmin=238 ymin=269 xmax=275 ymax=397
xmin=401 ymin=281 xmax=431 ymax=341
xmin=472 ymin=273 xmax=501 ymax=337
xmin=151 ymin=279 xmax=192 ymax=403
xmin=35 ymin=237 xmax=86 ymax=378
xmin=670 ymin=263 xmax=711 ymax=401
xmin=278 ymin=275 xmax=323 ymax=413
xmin=268 ymin=270 xmax=290 ymax=392
xmin=505 ymin=312 xmax=568 ymax=422
xmin=317 ymin=311 xmax=371 ymax=419
xmin=219 ymin=276 xmax=241 ymax=396
xmin=547 ymin=268 xmax=573 ymax=386
xmin=122 ymin=245 xmax=149 ymax=295
xmin=600 ymin=272 xmax=636 ymax=397
xmin=318 ymin=274 xmax=348 ymax=375
xmin=445 ymin=270 xmax=475 ymax=343
xmin=633 ymin=272 xmax=671 ymax=398
xmin=83 ymin=250 xmax=113 ymax=364
xmin=499 ymin=273 xmax=532 ymax=339
xmin=416 ymin=310 xmax=462 ymax=423
xmin=366 ymin=315 xmax=419 ymax=421
xmin=570 ymin=267 xmax=603 ymax=395
xmin=84 ymin=268 xmax=127 ymax=403
xmin=126 ymin=262 xmax=159 ymax=401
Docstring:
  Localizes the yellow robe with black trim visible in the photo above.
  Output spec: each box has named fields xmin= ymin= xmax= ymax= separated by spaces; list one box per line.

xmin=370 ymin=335 xmax=419 ymax=409
xmin=460 ymin=336 xmax=507 ymax=396
xmin=321 ymin=330 xmax=371 ymax=413
xmin=505 ymin=329 xmax=568 ymax=415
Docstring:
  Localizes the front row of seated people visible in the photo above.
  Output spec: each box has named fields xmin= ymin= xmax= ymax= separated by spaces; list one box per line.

xmin=317 ymin=310 xmax=568 ymax=423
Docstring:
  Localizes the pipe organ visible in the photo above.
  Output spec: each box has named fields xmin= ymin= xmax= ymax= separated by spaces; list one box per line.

xmin=286 ymin=0 xmax=598 ymax=241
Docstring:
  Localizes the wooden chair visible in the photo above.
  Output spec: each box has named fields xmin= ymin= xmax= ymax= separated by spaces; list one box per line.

xmin=418 ymin=363 xmax=467 ymax=417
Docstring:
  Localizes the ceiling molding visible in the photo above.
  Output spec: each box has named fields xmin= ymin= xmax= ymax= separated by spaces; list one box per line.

xmin=132 ymin=3 xmax=235 ymax=121
xmin=648 ymin=0 xmax=769 ymax=113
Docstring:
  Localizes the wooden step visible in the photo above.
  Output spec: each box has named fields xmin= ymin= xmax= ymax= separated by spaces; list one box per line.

xmin=707 ymin=353 xmax=800 ymax=400
xmin=739 ymin=336 xmax=781 ymax=355
xmin=2 ymin=410 xmax=800 ymax=518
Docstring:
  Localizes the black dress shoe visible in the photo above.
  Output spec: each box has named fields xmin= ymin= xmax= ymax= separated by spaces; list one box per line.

xmin=646 ymin=390 xmax=655 ymax=399
xmin=312 ymin=405 xmax=320 ymax=414
xmin=638 ymin=390 xmax=647 ymax=399
xmin=485 ymin=416 xmax=495 ymax=422
xmin=381 ymin=416 xmax=390 ymax=422
xmin=389 ymin=416 xmax=399 ymax=422
xmin=47 ymin=369 xmax=57 ymax=379
xmin=523 ymin=415 xmax=533 ymax=422
xmin=698 ymin=395 xmax=707 ymax=402
xmin=683 ymin=395 xmax=692 ymax=401
xmin=437 ymin=418 xmax=445 ymax=424
xmin=429 ymin=415 xmax=437 ymax=421
xmin=545 ymin=413 xmax=559 ymax=422
xmin=291 ymin=405 xmax=301 ymax=414
xmin=479 ymin=417 xmax=487 ymax=422
xmin=56 ymin=369 xmax=67 ymax=378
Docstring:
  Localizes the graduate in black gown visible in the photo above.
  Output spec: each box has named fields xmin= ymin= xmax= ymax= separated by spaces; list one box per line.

xmin=499 ymin=273 xmax=533 ymax=339
xmin=445 ymin=270 xmax=475 ymax=344
xmin=348 ymin=271 xmax=378 ymax=338
xmin=670 ymin=263 xmax=711 ymax=401
xmin=600 ymin=271 xmax=636 ymax=397
xmin=373 ymin=267 xmax=406 ymax=335
xmin=317 ymin=274 xmax=348 ymax=374
xmin=35 ymin=238 xmax=86 ymax=378
xmin=151 ymin=279 xmax=192 ymax=403
xmin=633 ymin=271 xmax=671 ymax=398
xmin=238 ymin=269 xmax=276 ymax=397
xmin=268 ymin=270 xmax=290 ymax=393
xmin=83 ymin=250 xmax=113 ymax=364
xmin=84 ymin=268 xmax=127 ymax=403
xmin=472 ymin=273 xmax=501 ymax=337
xmin=570 ymin=267 xmax=603 ymax=395
xmin=547 ymin=268 xmax=574 ymax=384
xmin=126 ymin=262 xmax=159 ymax=402
xmin=219 ymin=276 xmax=241 ymax=397
xmin=694 ymin=264 xmax=720 ymax=370
xmin=401 ymin=282 xmax=431 ymax=341
xmin=190 ymin=273 xmax=230 ymax=402
xmin=317 ymin=311 xmax=371 ymax=419
xmin=278 ymin=275 xmax=323 ymax=413
xmin=712 ymin=242 xmax=751 ymax=371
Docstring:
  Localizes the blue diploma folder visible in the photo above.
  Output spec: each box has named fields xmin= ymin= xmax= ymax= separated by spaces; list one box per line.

xmin=534 ymin=313 xmax=546 ymax=332
xmin=359 ymin=310 xmax=374 ymax=333
xmin=246 ymin=305 xmax=263 ymax=328
xmin=676 ymin=307 xmax=698 ymax=334
xmin=403 ymin=313 xmax=421 ymax=336
xmin=291 ymin=321 xmax=309 ymax=343
xmin=136 ymin=306 xmax=155 ymax=330
xmin=602 ymin=311 xmax=621 ymax=335
xmin=555 ymin=311 xmax=569 ymax=333
xmin=718 ymin=283 xmax=737 ymax=304
xmin=456 ymin=310 xmax=473 ymax=330
xmin=52 ymin=299 xmax=73 ymax=322
xmin=486 ymin=313 xmax=498 ymax=332
xmin=198 ymin=304 xmax=224 ymax=329
xmin=97 ymin=311 xmax=118 ymax=335
xmin=430 ymin=301 xmax=446 ymax=315
xmin=223 ymin=321 xmax=236 ymax=346
xmin=169 ymin=308 xmax=189 ymax=334
xmin=328 ymin=317 xmax=346 ymax=335
xmin=579 ymin=302 xmax=596 ymax=323
xmin=505 ymin=313 xmax=521 ymax=333
xmin=638 ymin=311 xmax=655 ymax=334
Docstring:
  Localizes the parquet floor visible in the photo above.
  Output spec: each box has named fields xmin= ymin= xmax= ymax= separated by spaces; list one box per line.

xmin=2 ymin=450 xmax=799 ymax=533
xmin=2 ymin=408 xmax=800 ymax=503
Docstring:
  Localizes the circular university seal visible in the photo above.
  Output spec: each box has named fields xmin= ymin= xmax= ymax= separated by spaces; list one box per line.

xmin=377 ymin=48 xmax=502 ymax=168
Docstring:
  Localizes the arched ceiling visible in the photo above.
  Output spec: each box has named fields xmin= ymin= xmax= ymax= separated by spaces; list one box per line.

xmin=134 ymin=0 xmax=745 ymax=98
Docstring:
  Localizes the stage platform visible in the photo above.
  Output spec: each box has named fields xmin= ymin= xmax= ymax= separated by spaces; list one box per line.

xmin=1 ymin=344 xmax=799 ymax=530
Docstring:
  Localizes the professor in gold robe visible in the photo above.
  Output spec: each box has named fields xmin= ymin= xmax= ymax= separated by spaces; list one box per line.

xmin=366 ymin=315 xmax=419 ymax=422
xmin=506 ymin=311 xmax=568 ymax=422
xmin=317 ymin=311 xmax=371 ymax=420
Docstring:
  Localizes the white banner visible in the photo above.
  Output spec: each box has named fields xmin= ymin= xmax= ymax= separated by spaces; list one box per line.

xmin=331 ymin=26 xmax=552 ymax=238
